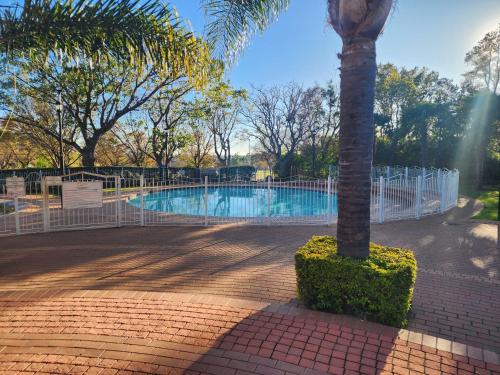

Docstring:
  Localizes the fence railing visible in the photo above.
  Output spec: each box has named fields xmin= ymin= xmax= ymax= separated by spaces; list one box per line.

xmin=0 ymin=167 xmax=460 ymax=236
xmin=0 ymin=165 xmax=257 ymax=188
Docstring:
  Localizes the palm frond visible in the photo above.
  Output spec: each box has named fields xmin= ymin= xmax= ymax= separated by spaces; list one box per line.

xmin=202 ymin=0 xmax=290 ymax=64
xmin=0 ymin=0 xmax=215 ymax=86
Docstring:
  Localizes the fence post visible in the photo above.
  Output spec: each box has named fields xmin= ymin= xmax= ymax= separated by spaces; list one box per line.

xmin=437 ymin=169 xmax=442 ymax=194
xmin=386 ymin=166 xmax=390 ymax=178
xmin=42 ymin=178 xmax=49 ymax=232
xmin=378 ymin=176 xmax=385 ymax=223
xmin=204 ymin=175 xmax=208 ymax=226
xmin=14 ymin=196 xmax=20 ymax=234
xmin=267 ymin=176 xmax=271 ymax=226
xmin=416 ymin=175 xmax=422 ymax=219
xmin=140 ymin=175 xmax=145 ymax=226
xmin=440 ymin=172 xmax=447 ymax=213
xmin=327 ymin=175 xmax=332 ymax=225
xmin=115 ymin=176 xmax=122 ymax=227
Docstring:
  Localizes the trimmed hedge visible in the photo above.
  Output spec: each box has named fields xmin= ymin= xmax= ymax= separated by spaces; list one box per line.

xmin=295 ymin=236 xmax=417 ymax=327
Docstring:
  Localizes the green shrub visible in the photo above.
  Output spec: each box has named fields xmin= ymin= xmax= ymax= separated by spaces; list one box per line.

xmin=295 ymin=236 xmax=417 ymax=327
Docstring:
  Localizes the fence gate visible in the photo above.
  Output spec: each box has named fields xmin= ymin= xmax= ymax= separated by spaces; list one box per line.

xmin=43 ymin=172 xmax=121 ymax=232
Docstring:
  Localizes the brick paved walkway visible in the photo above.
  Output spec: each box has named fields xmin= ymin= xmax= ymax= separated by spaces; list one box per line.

xmin=0 ymin=197 xmax=499 ymax=374
xmin=0 ymin=290 xmax=499 ymax=375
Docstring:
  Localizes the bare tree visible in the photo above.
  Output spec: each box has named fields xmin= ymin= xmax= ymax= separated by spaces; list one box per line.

xmin=183 ymin=99 xmax=213 ymax=168
xmin=244 ymin=83 xmax=311 ymax=177
xmin=112 ymin=119 xmax=151 ymax=166
xmin=145 ymin=81 xmax=192 ymax=168
xmin=8 ymin=101 xmax=79 ymax=168
xmin=3 ymin=130 xmax=39 ymax=167
xmin=0 ymin=128 xmax=18 ymax=168
xmin=205 ymin=83 xmax=246 ymax=166
xmin=95 ymin=132 xmax=128 ymax=166
xmin=186 ymin=123 xmax=213 ymax=168
xmin=303 ymin=82 xmax=340 ymax=176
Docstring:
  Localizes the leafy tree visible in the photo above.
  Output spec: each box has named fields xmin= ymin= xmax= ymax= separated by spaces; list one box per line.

xmin=0 ymin=128 xmax=15 ymax=169
xmin=3 ymin=57 xmax=165 ymax=165
xmin=3 ymin=35 xmax=217 ymax=166
xmin=375 ymin=64 xmax=418 ymax=164
xmin=401 ymin=103 xmax=441 ymax=167
xmin=375 ymin=64 xmax=460 ymax=166
xmin=143 ymin=59 xmax=223 ymax=169
xmin=461 ymin=25 xmax=500 ymax=187
xmin=455 ymin=91 xmax=500 ymax=187
xmin=0 ymin=0 xmax=215 ymax=167
xmin=465 ymin=24 xmax=500 ymax=94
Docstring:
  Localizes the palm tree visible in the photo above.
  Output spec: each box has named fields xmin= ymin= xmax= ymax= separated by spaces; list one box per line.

xmin=0 ymin=0 xmax=213 ymax=171
xmin=203 ymin=0 xmax=393 ymax=258
xmin=0 ymin=0 xmax=209 ymax=80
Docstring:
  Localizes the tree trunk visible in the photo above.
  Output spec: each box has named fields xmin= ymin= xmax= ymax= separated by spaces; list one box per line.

xmin=81 ymin=149 xmax=96 ymax=167
xmin=154 ymin=154 xmax=163 ymax=168
xmin=474 ymin=151 xmax=485 ymax=189
xmin=420 ymin=124 xmax=428 ymax=167
xmin=337 ymin=39 xmax=377 ymax=259
xmin=275 ymin=153 xmax=293 ymax=178
xmin=389 ymin=135 xmax=398 ymax=166
xmin=311 ymin=139 xmax=317 ymax=178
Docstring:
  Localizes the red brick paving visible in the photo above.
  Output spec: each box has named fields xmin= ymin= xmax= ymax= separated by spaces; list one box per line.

xmin=409 ymin=271 xmax=500 ymax=351
xmin=0 ymin=290 xmax=499 ymax=375
xmin=0 ymin=197 xmax=499 ymax=374
xmin=1 ymin=217 xmax=498 ymax=352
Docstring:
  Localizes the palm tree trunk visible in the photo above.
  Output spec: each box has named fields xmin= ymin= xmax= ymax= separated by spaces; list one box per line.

xmin=337 ymin=39 xmax=377 ymax=258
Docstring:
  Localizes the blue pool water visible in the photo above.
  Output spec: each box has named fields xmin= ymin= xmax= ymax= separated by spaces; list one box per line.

xmin=129 ymin=186 xmax=338 ymax=217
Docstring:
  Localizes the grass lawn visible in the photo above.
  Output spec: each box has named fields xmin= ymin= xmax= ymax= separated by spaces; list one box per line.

xmin=463 ymin=187 xmax=499 ymax=221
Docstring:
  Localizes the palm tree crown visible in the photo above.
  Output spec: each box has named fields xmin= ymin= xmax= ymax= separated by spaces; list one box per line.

xmin=0 ymin=0 xmax=212 ymax=84
xmin=327 ymin=0 xmax=393 ymax=43
xmin=203 ymin=0 xmax=289 ymax=63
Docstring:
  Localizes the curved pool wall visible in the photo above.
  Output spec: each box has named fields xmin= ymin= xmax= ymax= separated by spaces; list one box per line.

xmin=129 ymin=186 xmax=338 ymax=218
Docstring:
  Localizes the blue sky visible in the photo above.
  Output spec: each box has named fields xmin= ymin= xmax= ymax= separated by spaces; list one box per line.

xmin=176 ymin=0 xmax=500 ymax=89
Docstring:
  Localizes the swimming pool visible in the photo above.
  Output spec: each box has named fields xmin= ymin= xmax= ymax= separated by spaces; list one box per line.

xmin=128 ymin=186 xmax=337 ymax=218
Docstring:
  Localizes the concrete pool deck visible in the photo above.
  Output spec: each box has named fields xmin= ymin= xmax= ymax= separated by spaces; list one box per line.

xmin=0 ymin=196 xmax=499 ymax=374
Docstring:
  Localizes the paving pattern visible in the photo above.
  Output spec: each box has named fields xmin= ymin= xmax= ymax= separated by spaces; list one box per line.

xmin=0 ymin=197 xmax=499 ymax=374
xmin=0 ymin=290 xmax=499 ymax=375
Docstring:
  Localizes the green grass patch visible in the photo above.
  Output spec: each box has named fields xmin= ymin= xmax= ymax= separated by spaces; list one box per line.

xmin=472 ymin=190 xmax=499 ymax=221
xmin=295 ymin=236 xmax=417 ymax=327
xmin=462 ymin=186 xmax=499 ymax=221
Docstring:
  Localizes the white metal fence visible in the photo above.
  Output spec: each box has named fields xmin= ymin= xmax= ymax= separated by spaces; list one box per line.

xmin=0 ymin=167 xmax=459 ymax=236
